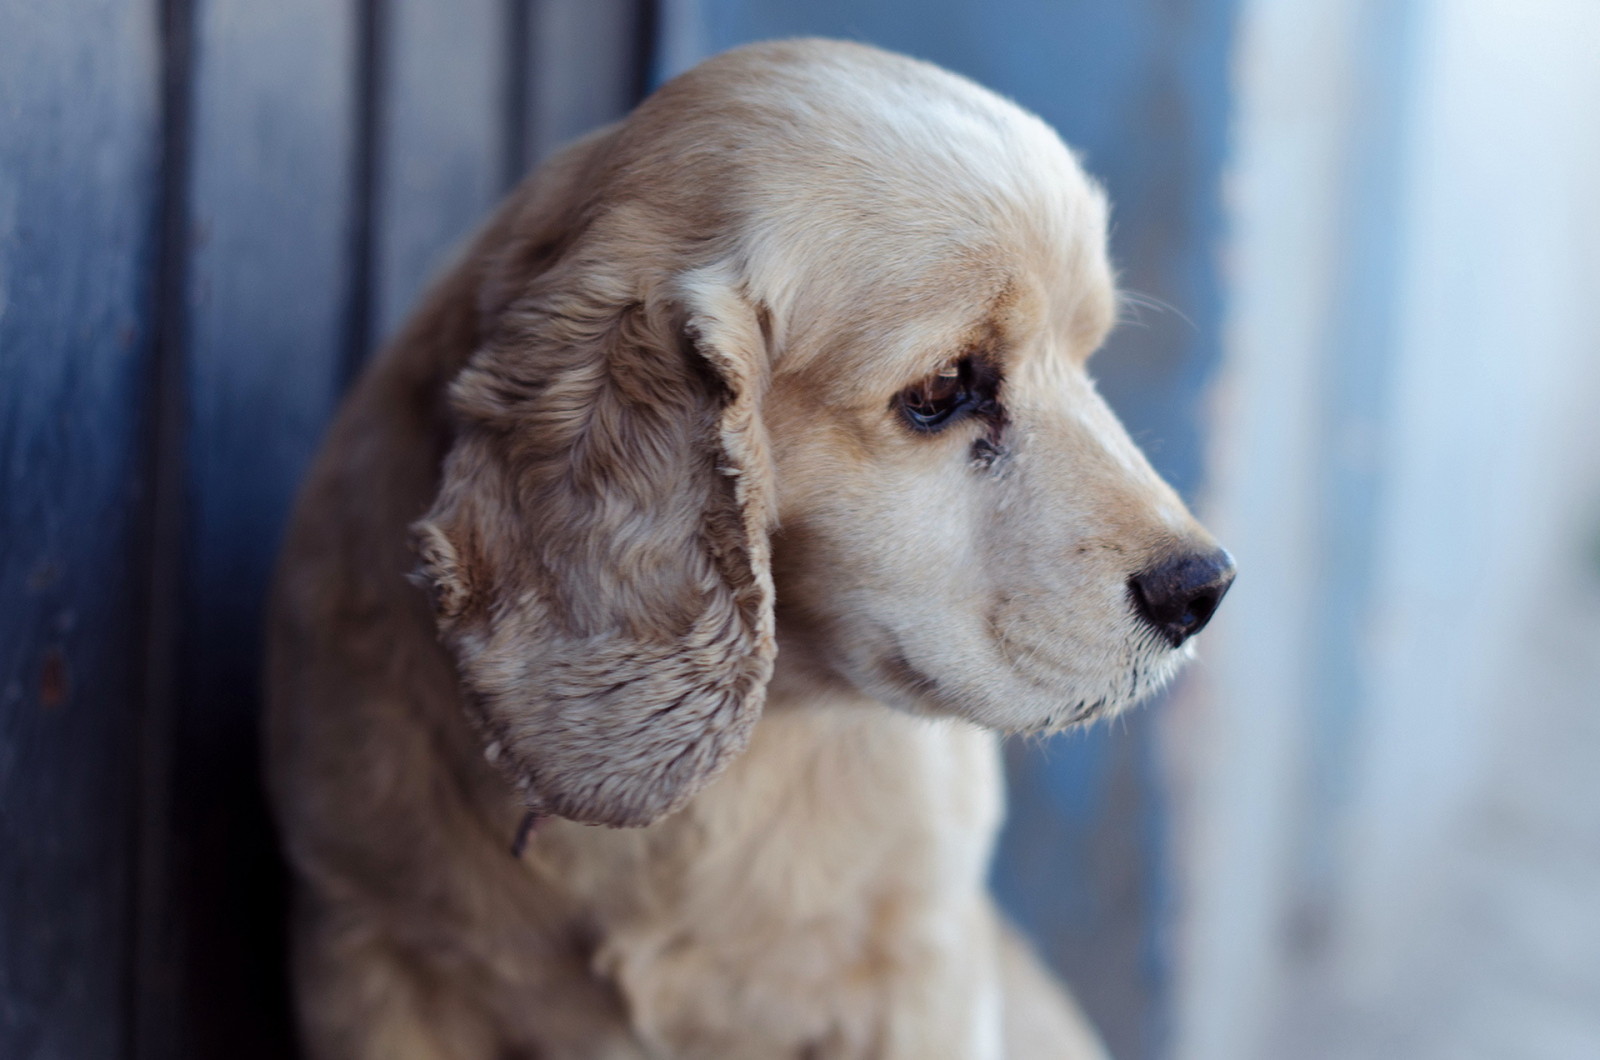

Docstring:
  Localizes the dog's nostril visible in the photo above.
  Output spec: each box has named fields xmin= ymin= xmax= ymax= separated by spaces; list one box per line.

xmin=1129 ymin=548 xmax=1236 ymax=648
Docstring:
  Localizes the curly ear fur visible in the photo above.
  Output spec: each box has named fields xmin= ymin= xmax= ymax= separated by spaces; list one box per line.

xmin=413 ymin=257 xmax=775 ymax=828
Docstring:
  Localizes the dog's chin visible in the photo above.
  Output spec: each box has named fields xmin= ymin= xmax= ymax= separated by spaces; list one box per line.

xmin=1011 ymin=639 xmax=1193 ymax=734
xmin=859 ymin=634 xmax=1194 ymax=735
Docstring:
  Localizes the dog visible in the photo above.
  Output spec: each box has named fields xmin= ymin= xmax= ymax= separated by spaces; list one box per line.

xmin=265 ymin=38 xmax=1234 ymax=1059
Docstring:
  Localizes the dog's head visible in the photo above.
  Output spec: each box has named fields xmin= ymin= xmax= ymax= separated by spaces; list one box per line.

xmin=412 ymin=40 xmax=1234 ymax=827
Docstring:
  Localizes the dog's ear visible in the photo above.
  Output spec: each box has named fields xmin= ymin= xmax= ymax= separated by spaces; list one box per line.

xmin=412 ymin=259 xmax=776 ymax=827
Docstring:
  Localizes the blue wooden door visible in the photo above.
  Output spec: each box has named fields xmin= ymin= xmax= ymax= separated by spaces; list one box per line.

xmin=1 ymin=2 xmax=651 ymax=1055
xmin=1 ymin=2 xmax=161 ymax=1055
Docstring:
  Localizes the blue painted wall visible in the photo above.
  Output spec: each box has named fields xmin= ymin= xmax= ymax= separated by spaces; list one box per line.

xmin=1 ymin=3 xmax=160 ymax=1055
xmin=0 ymin=2 xmax=651 ymax=1055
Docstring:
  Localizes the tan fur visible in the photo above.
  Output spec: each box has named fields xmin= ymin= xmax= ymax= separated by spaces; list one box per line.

xmin=266 ymin=39 xmax=1224 ymax=1058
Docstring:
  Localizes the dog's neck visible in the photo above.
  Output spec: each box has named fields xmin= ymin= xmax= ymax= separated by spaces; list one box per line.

xmin=510 ymin=614 xmax=1005 ymax=858
xmin=759 ymin=607 xmax=892 ymax=707
xmin=517 ymin=633 xmax=1006 ymax=916
xmin=513 ymin=675 xmax=1007 ymax=1054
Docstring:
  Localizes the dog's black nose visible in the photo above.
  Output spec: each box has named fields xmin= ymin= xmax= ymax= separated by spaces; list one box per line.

xmin=1129 ymin=549 xmax=1236 ymax=648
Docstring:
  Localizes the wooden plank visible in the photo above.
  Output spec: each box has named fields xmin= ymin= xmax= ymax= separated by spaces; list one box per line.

xmin=371 ymin=0 xmax=506 ymax=344
xmin=0 ymin=0 xmax=161 ymax=1056
xmin=158 ymin=0 xmax=362 ymax=1054
xmin=366 ymin=0 xmax=654 ymax=332
xmin=521 ymin=0 xmax=652 ymax=168
xmin=371 ymin=0 xmax=655 ymax=353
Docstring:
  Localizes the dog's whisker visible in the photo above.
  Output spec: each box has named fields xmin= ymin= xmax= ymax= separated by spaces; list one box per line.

xmin=1117 ymin=288 xmax=1197 ymax=333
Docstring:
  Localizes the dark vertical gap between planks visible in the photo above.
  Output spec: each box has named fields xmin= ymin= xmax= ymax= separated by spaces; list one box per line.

xmin=630 ymin=0 xmax=660 ymax=102
xmin=155 ymin=0 xmax=366 ymax=1051
xmin=341 ymin=0 xmax=388 ymax=389
xmin=502 ymin=0 xmax=531 ymax=190
xmin=132 ymin=0 xmax=196 ymax=1056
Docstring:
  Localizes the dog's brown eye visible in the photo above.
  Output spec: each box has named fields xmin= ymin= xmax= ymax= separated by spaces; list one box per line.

xmin=897 ymin=358 xmax=997 ymax=433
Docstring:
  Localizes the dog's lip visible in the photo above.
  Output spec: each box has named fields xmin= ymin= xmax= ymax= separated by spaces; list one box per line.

xmin=875 ymin=634 xmax=941 ymax=696
xmin=988 ymin=626 xmax=1091 ymax=688
xmin=984 ymin=620 xmax=1192 ymax=719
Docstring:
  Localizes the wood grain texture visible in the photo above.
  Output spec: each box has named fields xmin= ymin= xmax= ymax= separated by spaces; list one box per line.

xmin=372 ymin=0 xmax=655 ymax=348
xmin=0 ymin=1 xmax=161 ymax=1057
xmin=371 ymin=0 xmax=506 ymax=345
xmin=165 ymin=0 xmax=361 ymax=1053
xmin=521 ymin=0 xmax=653 ymax=167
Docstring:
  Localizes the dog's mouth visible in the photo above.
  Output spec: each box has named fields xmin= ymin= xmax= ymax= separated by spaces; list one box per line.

xmin=867 ymin=623 xmax=1191 ymax=734
xmin=1005 ymin=637 xmax=1191 ymax=734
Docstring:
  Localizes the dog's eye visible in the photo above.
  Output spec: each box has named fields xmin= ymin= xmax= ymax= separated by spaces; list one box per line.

xmin=899 ymin=361 xmax=969 ymax=431
xmin=897 ymin=359 xmax=988 ymax=432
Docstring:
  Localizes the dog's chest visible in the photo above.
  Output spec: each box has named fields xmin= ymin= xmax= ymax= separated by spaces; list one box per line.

xmin=526 ymin=706 xmax=1006 ymax=1057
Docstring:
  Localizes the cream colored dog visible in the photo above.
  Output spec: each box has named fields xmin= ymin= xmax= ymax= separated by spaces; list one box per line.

xmin=266 ymin=38 xmax=1233 ymax=1059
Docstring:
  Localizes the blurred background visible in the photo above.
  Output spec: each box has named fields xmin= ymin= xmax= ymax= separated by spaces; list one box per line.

xmin=3 ymin=1 xmax=1597 ymax=1058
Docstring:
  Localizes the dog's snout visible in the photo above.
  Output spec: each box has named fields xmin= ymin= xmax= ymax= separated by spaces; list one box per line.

xmin=1128 ymin=549 xmax=1236 ymax=648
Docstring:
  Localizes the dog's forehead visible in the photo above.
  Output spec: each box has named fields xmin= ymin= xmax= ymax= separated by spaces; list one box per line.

xmin=700 ymin=45 xmax=1103 ymax=250
xmin=655 ymin=41 xmax=1115 ymax=387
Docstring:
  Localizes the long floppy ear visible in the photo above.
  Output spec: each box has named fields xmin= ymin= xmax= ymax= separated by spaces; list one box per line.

xmin=413 ymin=260 xmax=776 ymax=827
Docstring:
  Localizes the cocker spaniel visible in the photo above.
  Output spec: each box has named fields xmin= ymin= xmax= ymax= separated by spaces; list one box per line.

xmin=266 ymin=38 xmax=1234 ymax=1059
